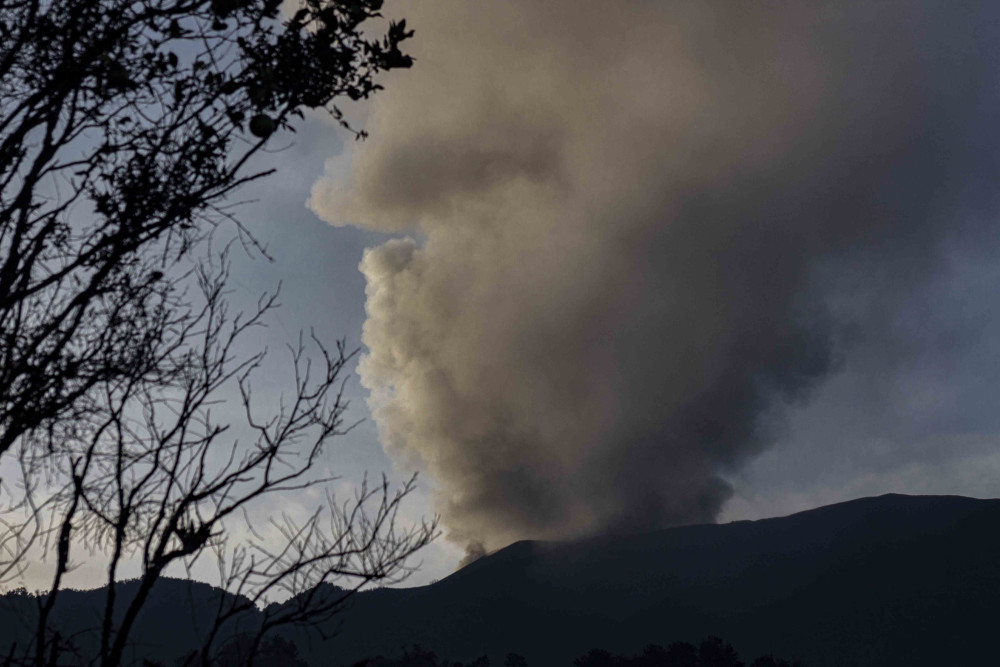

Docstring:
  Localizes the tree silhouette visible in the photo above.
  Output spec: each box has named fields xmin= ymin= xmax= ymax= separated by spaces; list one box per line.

xmin=185 ymin=634 xmax=308 ymax=667
xmin=0 ymin=0 xmax=412 ymax=464
xmin=567 ymin=638 xmax=800 ymax=667
xmin=348 ymin=636 xmax=807 ymax=667
xmin=662 ymin=642 xmax=699 ymax=667
xmin=748 ymin=657 xmax=806 ymax=667
xmin=573 ymin=648 xmax=619 ymax=667
xmin=698 ymin=637 xmax=744 ymax=667
xmin=0 ymin=1 xmax=433 ymax=665
xmin=353 ymin=645 xmax=496 ymax=667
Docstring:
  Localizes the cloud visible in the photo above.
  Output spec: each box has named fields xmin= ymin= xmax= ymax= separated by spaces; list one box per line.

xmin=311 ymin=0 xmax=1000 ymax=551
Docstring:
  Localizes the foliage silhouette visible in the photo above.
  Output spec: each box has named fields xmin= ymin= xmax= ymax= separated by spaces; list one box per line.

xmin=0 ymin=0 xmax=433 ymax=666
xmin=0 ymin=0 xmax=412 ymax=463
xmin=697 ymin=637 xmax=743 ymax=667
xmin=354 ymin=644 xmax=492 ymax=667
xmin=568 ymin=639 xmax=804 ymax=667
xmin=179 ymin=633 xmax=308 ymax=667
xmin=350 ymin=637 xmax=805 ymax=667
xmin=573 ymin=648 xmax=617 ymax=667
xmin=748 ymin=657 xmax=806 ymax=667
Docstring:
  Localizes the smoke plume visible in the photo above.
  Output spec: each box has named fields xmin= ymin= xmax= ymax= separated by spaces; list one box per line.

xmin=311 ymin=1 xmax=1000 ymax=551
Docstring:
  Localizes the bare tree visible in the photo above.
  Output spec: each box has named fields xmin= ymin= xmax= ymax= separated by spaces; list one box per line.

xmin=0 ymin=0 xmax=433 ymax=665
xmin=3 ymin=255 xmax=434 ymax=666
xmin=0 ymin=0 xmax=412 ymax=458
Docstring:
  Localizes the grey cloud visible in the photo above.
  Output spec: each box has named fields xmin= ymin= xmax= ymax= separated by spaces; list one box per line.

xmin=312 ymin=1 xmax=1000 ymax=552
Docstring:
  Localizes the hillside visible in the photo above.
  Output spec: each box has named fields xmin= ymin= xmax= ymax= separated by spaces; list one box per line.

xmin=300 ymin=494 xmax=1000 ymax=666
xmin=3 ymin=494 xmax=999 ymax=666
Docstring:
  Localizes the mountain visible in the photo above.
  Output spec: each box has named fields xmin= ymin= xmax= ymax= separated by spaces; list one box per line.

xmin=3 ymin=494 xmax=999 ymax=666
xmin=297 ymin=494 xmax=1000 ymax=666
xmin=0 ymin=577 xmax=257 ymax=666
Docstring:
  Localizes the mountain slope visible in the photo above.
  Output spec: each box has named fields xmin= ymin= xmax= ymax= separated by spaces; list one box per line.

xmin=0 ymin=578 xmax=257 ymax=666
xmin=301 ymin=494 xmax=1000 ymax=666
xmin=3 ymin=494 xmax=998 ymax=666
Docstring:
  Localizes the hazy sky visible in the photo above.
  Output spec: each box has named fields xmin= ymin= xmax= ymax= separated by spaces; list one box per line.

xmin=9 ymin=0 xmax=1000 ymax=591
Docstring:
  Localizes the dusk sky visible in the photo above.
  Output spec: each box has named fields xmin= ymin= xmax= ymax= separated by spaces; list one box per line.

xmin=245 ymin=0 xmax=1000 ymax=583
xmin=9 ymin=0 xmax=1000 ymax=591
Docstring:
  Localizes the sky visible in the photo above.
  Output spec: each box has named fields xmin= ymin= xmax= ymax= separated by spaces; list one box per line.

xmin=222 ymin=0 xmax=1000 ymax=582
xmin=8 ymin=0 xmax=1000 ymax=591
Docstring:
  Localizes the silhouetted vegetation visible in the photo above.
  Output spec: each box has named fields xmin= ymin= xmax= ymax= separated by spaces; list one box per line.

xmin=0 ymin=0 xmax=432 ymax=665
xmin=179 ymin=634 xmax=309 ymax=667
xmin=346 ymin=637 xmax=805 ymax=667
xmin=571 ymin=637 xmax=804 ymax=667
xmin=353 ymin=644 xmax=487 ymax=667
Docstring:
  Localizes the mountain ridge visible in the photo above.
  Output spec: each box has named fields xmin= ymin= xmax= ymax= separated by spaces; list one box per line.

xmin=303 ymin=493 xmax=1000 ymax=666
xmin=3 ymin=493 xmax=998 ymax=666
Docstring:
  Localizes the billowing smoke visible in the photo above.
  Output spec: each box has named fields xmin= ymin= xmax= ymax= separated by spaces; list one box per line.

xmin=457 ymin=541 xmax=487 ymax=570
xmin=311 ymin=1 xmax=1000 ymax=552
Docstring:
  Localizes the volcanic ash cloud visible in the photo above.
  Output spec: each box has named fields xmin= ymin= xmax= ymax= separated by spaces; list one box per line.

xmin=310 ymin=0 xmax=1000 ymax=552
